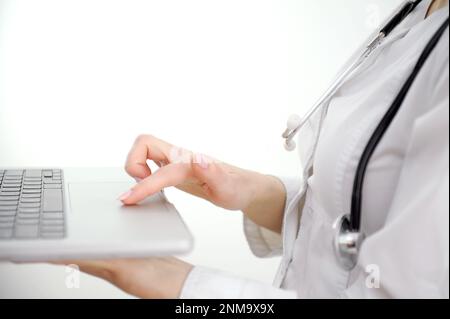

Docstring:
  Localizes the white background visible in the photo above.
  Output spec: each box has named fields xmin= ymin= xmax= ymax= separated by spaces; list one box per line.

xmin=0 ymin=0 xmax=401 ymax=298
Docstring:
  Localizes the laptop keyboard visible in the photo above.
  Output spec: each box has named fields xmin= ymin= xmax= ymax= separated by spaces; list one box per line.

xmin=0 ymin=169 xmax=65 ymax=240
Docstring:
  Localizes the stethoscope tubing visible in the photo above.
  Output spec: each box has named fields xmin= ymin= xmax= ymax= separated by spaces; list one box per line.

xmin=350 ymin=16 xmax=450 ymax=231
xmin=282 ymin=0 xmax=449 ymax=270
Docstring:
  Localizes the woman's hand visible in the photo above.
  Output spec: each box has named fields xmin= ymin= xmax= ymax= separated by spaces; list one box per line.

xmin=119 ymin=134 xmax=257 ymax=211
xmin=120 ymin=134 xmax=287 ymax=233
xmin=59 ymin=257 xmax=193 ymax=299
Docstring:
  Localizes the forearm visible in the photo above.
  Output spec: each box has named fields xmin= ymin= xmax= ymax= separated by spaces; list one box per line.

xmin=242 ymin=172 xmax=287 ymax=233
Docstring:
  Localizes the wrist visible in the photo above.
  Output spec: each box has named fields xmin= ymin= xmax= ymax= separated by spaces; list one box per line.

xmin=242 ymin=173 xmax=286 ymax=233
xmin=243 ymin=172 xmax=286 ymax=212
xmin=157 ymin=258 xmax=194 ymax=299
xmin=240 ymin=169 xmax=265 ymax=212
xmin=151 ymin=258 xmax=194 ymax=299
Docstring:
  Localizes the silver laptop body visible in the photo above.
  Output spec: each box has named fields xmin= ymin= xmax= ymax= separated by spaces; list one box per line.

xmin=0 ymin=167 xmax=193 ymax=262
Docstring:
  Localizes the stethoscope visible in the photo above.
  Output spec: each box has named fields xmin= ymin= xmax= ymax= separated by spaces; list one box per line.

xmin=282 ymin=0 xmax=449 ymax=270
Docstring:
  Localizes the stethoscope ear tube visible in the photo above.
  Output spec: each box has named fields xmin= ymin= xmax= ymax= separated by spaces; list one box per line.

xmin=281 ymin=1 xmax=426 ymax=151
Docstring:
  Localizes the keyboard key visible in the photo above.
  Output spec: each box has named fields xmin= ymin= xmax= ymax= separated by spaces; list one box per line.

xmin=43 ymin=179 xmax=62 ymax=184
xmin=23 ymin=185 xmax=42 ymax=189
xmin=15 ymin=224 xmax=39 ymax=238
xmin=20 ymin=198 xmax=41 ymax=203
xmin=16 ymin=218 xmax=39 ymax=225
xmin=42 ymin=212 xmax=64 ymax=219
xmin=0 ymin=196 xmax=19 ymax=201
xmin=1 ymin=188 xmax=21 ymax=192
xmin=4 ymin=176 xmax=21 ymax=180
xmin=5 ymin=170 xmax=23 ymax=176
xmin=0 ymin=201 xmax=19 ymax=206
xmin=43 ymin=189 xmax=63 ymax=212
xmin=43 ymin=171 xmax=53 ymax=178
xmin=18 ymin=208 xmax=40 ymax=213
xmin=0 ymin=192 xmax=20 ymax=196
xmin=2 ymin=183 xmax=22 ymax=187
xmin=23 ymin=181 xmax=42 ymax=186
xmin=25 ymin=170 xmax=42 ymax=178
xmin=0 ymin=211 xmax=16 ymax=217
xmin=21 ymin=194 xmax=41 ymax=198
xmin=44 ymin=184 xmax=62 ymax=189
xmin=0 ymin=206 xmax=17 ymax=211
xmin=0 ymin=222 xmax=14 ymax=228
xmin=3 ymin=178 xmax=21 ymax=182
xmin=19 ymin=202 xmax=41 ymax=208
xmin=24 ymin=178 xmax=42 ymax=182
xmin=17 ymin=213 xmax=40 ymax=219
xmin=0 ymin=215 xmax=14 ymax=223
xmin=0 ymin=216 xmax=15 ymax=223
xmin=22 ymin=189 xmax=41 ymax=194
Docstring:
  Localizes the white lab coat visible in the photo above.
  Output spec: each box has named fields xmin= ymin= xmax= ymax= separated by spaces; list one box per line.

xmin=180 ymin=0 xmax=449 ymax=299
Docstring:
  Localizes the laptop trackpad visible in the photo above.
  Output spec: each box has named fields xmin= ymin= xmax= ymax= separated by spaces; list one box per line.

xmin=67 ymin=182 xmax=185 ymax=242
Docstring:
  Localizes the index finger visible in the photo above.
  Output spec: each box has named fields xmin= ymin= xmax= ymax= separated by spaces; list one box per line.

xmin=121 ymin=162 xmax=192 ymax=205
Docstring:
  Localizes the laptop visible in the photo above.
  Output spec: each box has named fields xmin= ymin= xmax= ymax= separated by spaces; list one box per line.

xmin=0 ymin=167 xmax=193 ymax=262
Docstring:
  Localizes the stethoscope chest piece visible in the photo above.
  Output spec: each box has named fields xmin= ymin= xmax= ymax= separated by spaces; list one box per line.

xmin=333 ymin=214 xmax=365 ymax=270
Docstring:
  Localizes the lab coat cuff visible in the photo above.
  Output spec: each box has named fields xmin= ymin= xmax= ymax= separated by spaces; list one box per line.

xmin=243 ymin=176 xmax=301 ymax=258
xmin=243 ymin=218 xmax=282 ymax=257
xmin=278 ymin=176 xmax=302 ymax=214
xmin=179 ymin=266 xmax=297 ymax=299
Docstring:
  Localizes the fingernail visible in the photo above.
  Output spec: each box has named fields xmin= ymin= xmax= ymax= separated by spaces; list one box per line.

xmin=118 ymin=190 xmax=133 ymax=201
xmin=134 ymin=177 xmax=142 ymax=183
xmin=198 ymin=154 xmax=209 ymax=169
xmin=194 ymin=153 xmax=201 ymax=165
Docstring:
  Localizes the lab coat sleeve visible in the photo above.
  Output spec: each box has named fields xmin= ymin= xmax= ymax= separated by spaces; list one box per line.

xmin=342 ymin=62 xmax=449 ymax=299
xmin=179 ymin=178 xmax=301 ymax=299
xmin=180 ymin=266 xmax=297 ymax=299
xmin=243 ymin=177 xmax=302 ymax=258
